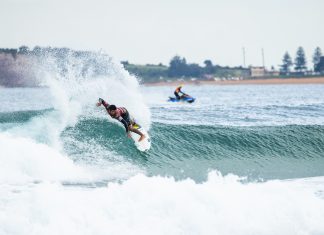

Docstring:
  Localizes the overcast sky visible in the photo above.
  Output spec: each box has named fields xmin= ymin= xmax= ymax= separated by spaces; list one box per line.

xmin=1 ymin=0 xmax=323 ymax=68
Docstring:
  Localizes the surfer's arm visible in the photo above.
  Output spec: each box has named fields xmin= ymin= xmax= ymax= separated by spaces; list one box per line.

xmin=98 ymin=98 xmax=110 ymax=108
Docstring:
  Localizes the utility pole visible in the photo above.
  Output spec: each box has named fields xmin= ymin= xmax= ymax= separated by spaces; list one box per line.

xmin=242 ymin=47 xmax=246 ymax=67
xmin=262 ymin=48 xmax=265 ymax=68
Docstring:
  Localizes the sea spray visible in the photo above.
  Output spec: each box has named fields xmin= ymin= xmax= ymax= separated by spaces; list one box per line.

xmin=2 ymin=51 xmax=151 ymax=149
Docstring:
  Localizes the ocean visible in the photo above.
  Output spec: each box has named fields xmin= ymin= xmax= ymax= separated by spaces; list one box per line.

xmin=1 ymin=62 xmax=324 ymax=234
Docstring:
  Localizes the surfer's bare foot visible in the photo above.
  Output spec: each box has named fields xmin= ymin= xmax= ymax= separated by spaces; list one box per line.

xmin=138 ymin=135 xmax=146 ymax=142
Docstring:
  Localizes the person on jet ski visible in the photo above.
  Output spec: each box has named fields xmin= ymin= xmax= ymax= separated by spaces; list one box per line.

xmin=174 ymin=85 xmax=191 ymax=100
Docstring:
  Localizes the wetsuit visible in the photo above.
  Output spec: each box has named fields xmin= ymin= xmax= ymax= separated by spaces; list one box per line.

xmin=99 ymin=98 xmax=133 ymax=133
xmin=174 ymin=86 xmax=183 ymax=99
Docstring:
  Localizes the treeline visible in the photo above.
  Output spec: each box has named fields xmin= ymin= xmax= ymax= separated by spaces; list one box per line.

xmin=122 ymin=56 xmax=250 ymax=83
xmin=279 ymin=46 xmax=323 ymax=75
xmin=1 ymin=45 xmax=323 ymax=86
xmin=122 ymin=46 xmax=324 ymax=83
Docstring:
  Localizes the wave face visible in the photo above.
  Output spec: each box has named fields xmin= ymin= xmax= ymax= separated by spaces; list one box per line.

xmin=2 ymin=109 xmax=324 ymax=181
xmin=1 ymin=57 xmax=324 ymax=234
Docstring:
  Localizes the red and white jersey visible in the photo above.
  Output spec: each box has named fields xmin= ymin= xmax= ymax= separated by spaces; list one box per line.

xmin=115 ymin=107 xmax=127 ymax=120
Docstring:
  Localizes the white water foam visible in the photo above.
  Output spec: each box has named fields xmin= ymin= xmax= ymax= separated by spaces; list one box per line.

xmin=0 ymin=133 xmax=141 ymax=185
xmin=43 ymin=57 xmax=151 ymax=131
xmin=0 ymin=172 xmax=323 ymax=235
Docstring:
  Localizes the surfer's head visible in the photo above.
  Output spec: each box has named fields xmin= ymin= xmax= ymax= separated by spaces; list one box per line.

xmin=108 ymin=105 xmax=117 ymax=116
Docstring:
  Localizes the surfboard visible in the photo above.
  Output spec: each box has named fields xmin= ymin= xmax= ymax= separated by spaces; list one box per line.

xmin=130 ymin=124 xmax=151 ymax=152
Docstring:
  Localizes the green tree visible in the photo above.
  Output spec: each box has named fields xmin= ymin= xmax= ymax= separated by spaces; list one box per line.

xmin=18 ymin=46 xmax=29 ymax=54
xmin=294 ymin=47 xmax=307 ymax=72
xmin=312 ymin=47 xmax=322 ymax=72
xmin=316 ymin=57 xmax=324 ymax=74
xmin=203 ymin=60 xmax=215 ymax=74
xmin=280 ymin=52 xmax=293 ymax=74
xmin=168 ymin=56 xmax=188 ymax=77
xmin=10 ymin=49 xmax=18 ymax=59
xmin=187 ymin=63 xmax=202 ymax=77
xmin=32 ymin=46 xmax=42 ymax=56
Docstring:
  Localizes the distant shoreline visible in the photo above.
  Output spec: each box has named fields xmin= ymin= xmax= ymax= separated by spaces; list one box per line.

xmin=143 ymin=77 xmax=324 ymax=86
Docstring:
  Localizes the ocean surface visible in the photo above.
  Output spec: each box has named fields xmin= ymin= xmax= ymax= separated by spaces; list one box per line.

xmin=1 ymin=63 xmax=324 ymax=234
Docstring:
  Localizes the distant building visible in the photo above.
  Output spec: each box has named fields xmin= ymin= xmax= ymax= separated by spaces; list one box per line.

xmin=250 ymin=67 xmax=265 ymax=77
xmin=267 ymin=70 xmax=280 ymax=76
xmin=203 ymin=74 xmax=214 ymax=80
xmin=250 ymin=66 xmax=280 ymax=78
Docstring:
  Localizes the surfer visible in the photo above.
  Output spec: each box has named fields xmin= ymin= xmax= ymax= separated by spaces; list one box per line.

xmin=96 ymin=98 xmax=146 ymax=142
xmin=174 ymin=85 xmax=191 ymax=100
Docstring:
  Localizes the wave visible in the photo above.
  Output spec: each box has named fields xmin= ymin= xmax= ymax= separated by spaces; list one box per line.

xmin=2 ymin=128 xmax=324 ymax=234
xmin=64 ymin=118 xmax=324 ymax=160
xmin=58 ymin=117 xmax=324 ymax=181
xmin=0 ymin=109 xmax=52 ymax=124
xmin=1 ymin=110 xmax=324 ymax=234
xmin=2 ymin=111 xmax=324 ymax=175
xmin=2 ymin=107 xmax=324 ymax=181
xmin=1 ymin=172 xmax=324 ymax=235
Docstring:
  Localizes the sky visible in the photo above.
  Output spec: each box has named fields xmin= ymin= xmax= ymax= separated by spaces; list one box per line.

xmin=1 ymin=0 xmax=323 ymax=68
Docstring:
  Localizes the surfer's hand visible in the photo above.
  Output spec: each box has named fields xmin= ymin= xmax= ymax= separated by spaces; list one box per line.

xmin=127 ymin=132 xmax=131 ymax=138
xmin=96 ymin=102 xmax=101 ymax=107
